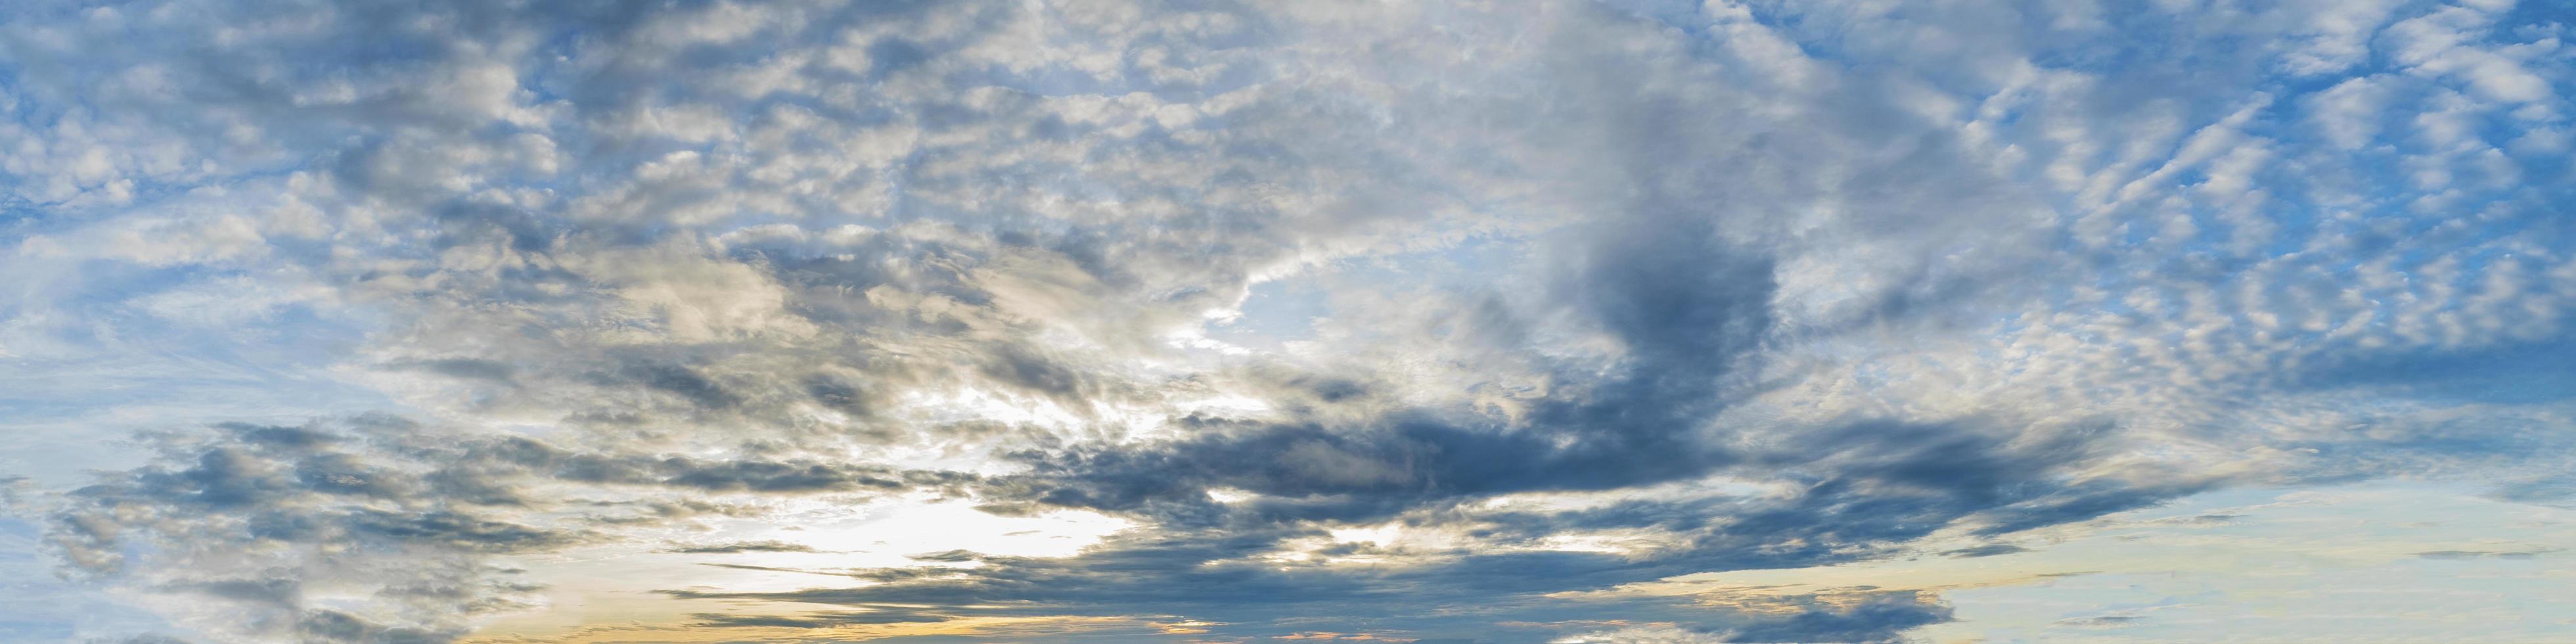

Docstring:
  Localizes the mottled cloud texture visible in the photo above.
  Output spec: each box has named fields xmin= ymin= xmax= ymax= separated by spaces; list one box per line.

xmin=3 ymin=1 xmax=2575 ymax=642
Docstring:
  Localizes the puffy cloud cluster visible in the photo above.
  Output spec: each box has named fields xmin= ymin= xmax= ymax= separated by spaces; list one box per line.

xmin=1 ymin=0 xmax=2571 ymax=641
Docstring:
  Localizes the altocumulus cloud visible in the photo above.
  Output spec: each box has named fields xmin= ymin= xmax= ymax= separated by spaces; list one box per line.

xmin=1 ymin=0 xmax=2573 ymax=642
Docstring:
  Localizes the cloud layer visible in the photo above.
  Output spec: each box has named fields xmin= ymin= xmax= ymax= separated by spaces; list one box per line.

xmin=3 ymin=0 xmax=2573 ymax=642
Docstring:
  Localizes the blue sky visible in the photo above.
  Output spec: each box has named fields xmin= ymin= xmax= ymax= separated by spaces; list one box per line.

xmin=1 ymin=0 xmax=2573 ymax=642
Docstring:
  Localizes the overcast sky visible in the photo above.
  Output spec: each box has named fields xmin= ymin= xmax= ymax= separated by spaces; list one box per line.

xmin=3 ymin=1 xmax=2575 ymax=642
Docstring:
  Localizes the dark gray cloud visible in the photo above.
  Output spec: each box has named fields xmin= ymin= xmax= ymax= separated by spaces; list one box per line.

xmin=650 ymin=411 xmax=2186 ymax=639
xmin=35 ymin=416 xmax=962 ymax=641
xmin=666 ymin=541 xmax=1960 ymax=641
xmin=2413 ymin=549 xmax=2559 ymax=560
xmin=1721 ymin=591 xmax=1955 ymax=643
xmin=2050 ymin=614 xmax=2146 ymax=629
xmin=1941 ymin=543 xmax=2030 ymax=559
xmin=690 ymin=611 xmax=953 ymax=628
xmin=663 ymin=540 xmax=821 ymax=555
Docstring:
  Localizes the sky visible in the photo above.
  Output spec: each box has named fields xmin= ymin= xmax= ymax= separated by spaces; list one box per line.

xmin=0 ymin=0 xmax=2573 ymax=642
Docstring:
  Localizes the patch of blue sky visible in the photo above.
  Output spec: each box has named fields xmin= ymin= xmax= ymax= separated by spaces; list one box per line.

xmin=0 ymin=518 xmax=171 ymax=641
xmin=1211 ymin=230 xmax=1531 ymax=349
xmin=1910 ymin=481 xmax=2576 ymax=642
xmin=0 ymin=255 xmax=392 ymax=483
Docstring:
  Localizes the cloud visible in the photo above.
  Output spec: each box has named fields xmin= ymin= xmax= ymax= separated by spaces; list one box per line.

xmin=1941 ymin=544 xmax=2031 ymax=559
xmin=662 ymin=540 xmax=821 ymax=555
xmin=2051 ymin=614 xmax=2145 ymax=629
xmin=690 ymin=611 xmax=953 ymax=629
xmin=2412 ymin=548 xmax=2561 ymax=560
xmin=32 ymin=416 xmax=961 ymax=641
xmin=36 ymin=420 xmax=561 ymax=639
xmin=1 ymin=0 xmax=2573 ymax=641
